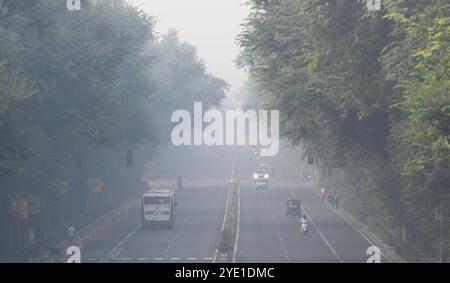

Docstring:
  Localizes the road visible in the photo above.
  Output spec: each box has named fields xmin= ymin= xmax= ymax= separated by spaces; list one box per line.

xmin=78 ymin=145 xmax=386 ymax=263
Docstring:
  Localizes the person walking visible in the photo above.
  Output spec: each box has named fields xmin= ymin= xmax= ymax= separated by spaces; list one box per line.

xmin=67 ymin=225 xmax=76 ymax=244
xmin=334 ymin=194 xmax=341 ymax=209
xmin=327 ymin=192 xmax=334 ymax=207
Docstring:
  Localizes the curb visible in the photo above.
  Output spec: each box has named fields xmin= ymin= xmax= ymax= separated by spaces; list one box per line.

xmin=309 ymin=184 xmax=407 ymax=263
xmin=33 ymin=196 xmax=140 ymax=262
xmin=334 ymin=208 xmax=407 ymax=263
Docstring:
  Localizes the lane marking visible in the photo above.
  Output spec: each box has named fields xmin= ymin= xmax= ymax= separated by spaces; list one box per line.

xmin=329 ymin=205 xmax=393 ymax=263
xmin=264 ymin=191 xmax=291 ymax=263
xmin=102 ymin=224 xmax=140 ymax=263
xmin=187 ymin=257 xmax=197 ymax=261
xmin=280 ymin=171 xmax=344 ymax=263
xmin=169 ymin=257 xmax=180 ymax=261
xmin=102 ymin=187 xmax=202 ymax=263
xmin=160 ymin=191 xmax=202 ymax=258
xmin=232 ymin=162 xmax=241 ymax=263
xmin=153 ymin=257 xmax=163 ymax=261
xmin=203 ymin=257 xmax=213 ymax=261
xmin=284 ymin=164 xmax=393 ymax=263
xmin=137 ymin=257 xmax=147 ymax=261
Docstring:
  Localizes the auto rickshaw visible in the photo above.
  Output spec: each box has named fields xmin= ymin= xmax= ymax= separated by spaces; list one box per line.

xmin=286 ymin=198 xmax=302 ymax=218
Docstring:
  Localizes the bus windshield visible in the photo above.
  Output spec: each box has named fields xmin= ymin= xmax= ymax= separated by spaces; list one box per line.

xmin=144 ymin=196 xmax=171 ymax=205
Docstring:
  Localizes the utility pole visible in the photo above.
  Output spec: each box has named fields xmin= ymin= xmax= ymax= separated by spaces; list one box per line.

xmin=439 ymin=201 xmax=443 ymax=263
xmin=435 ymin=204 xmax=443 ymax=263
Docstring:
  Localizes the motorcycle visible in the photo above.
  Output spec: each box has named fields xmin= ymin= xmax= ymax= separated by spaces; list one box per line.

xmin=301 ymin=222 xmax=309 ymax=236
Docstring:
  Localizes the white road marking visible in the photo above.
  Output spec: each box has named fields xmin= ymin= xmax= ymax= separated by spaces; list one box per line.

xmin=169 ymin=257 xmax=180 ymax=261
xmin=284 ymin=164 xmax=393 ymax=263
xmin=232 ymin=162 xmax=241 ymax=263
xmin=203 ymin=257 xmax=213 ymax=261
xmin=137 ymin=257 xmax=147 ymax=261
xmin=101 ymin=224 xmax=140 ymax=263
xmin=160 ymin=193 xmax=202 ymax=258
xmin=153 ymin=257 xmax=163 ymax=261
xmin=264 ymin=192 xmax=291 ymax=263
xmin=280 ymin=171 xmax=344 ymax=263
xmin=187 ymin=257 xmax=197 ymax=260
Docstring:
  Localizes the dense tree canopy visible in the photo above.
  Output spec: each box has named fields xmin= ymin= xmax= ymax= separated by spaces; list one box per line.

xmin=239 ymin=0 xmax=449 ymax=261
xmin=0 ymin=0 xmax=227 ymax=259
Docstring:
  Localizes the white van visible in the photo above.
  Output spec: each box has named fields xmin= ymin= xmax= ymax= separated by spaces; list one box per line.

xmin=141 ymin=189 xmax=177 ymax=228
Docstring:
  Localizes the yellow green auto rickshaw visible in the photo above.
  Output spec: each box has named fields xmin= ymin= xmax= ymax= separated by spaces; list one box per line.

xmin=286 ymin=198 xmax=302 ymax=218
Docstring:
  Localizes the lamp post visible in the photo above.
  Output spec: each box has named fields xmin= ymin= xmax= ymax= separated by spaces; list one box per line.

xmin=435 ymin=205 xmax=443 ymax=263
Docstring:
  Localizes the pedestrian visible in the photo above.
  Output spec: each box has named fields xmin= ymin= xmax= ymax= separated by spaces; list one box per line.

xmin=320 ymin=188 xmax=326 ymax=202
xmin=329 ymin=193 xmax=335 ymax=208
xmin=67 ymin=225 xmax=76 ymax=243
xmin=327 ymin=192 xmax=333 ymax=206
xmin=335 ymin=194 xmax=341 ymax=209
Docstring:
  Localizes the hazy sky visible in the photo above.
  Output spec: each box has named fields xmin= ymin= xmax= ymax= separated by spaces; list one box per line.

xmin=127 ymin=0 xmax=250 ymax=104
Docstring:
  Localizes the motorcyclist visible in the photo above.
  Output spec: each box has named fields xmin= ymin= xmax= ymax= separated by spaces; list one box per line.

xmin=300 ymin=214 xmax=309 ymax=235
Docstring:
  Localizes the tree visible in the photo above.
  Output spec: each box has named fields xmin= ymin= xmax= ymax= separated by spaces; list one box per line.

xmin=238 ymin=0 xmax=450 ymax=259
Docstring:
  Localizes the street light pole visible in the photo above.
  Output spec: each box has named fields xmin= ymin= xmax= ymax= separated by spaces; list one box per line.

xmin=436 ymin=203 xmax=443 ymax=263
xmin=439 ymin=201 xmax=443 ymax=263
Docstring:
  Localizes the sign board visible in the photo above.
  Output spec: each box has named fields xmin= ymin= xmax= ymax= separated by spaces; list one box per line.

xmin=8 ymin=197 xmax=18 ymax=215
xmin=91 ymin=177 xmax=102 ymax=193
xmin=28 ymin=195 xmax=40 ymax=215
xmin=18 ymin=199 xmax=28 ymax=220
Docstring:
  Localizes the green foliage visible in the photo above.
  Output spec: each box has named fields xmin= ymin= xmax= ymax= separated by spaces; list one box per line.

xmin=0 ymin=0 xmax=228 ymax=257
xmin=0 ymin=62 xmax=36 ymax=175
xmin=239 ymin=0 xmax=450 ymax=260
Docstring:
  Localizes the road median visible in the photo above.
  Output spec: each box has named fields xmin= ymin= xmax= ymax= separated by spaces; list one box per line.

xmin=214 ymin=164 xmax=241 ymax=263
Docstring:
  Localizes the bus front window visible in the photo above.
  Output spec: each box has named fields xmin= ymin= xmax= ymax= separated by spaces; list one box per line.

xmin=144 ymin=197 xmax=170 ymax=205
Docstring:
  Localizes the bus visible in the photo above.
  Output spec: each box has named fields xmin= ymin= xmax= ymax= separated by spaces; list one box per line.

xmin=141 ymin=188 xmax=177 ymax=228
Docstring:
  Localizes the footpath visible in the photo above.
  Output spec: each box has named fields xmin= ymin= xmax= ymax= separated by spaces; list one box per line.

xmin=32 ymin=197 xmax=140 ymax=263
xmin=311 ymin=185 xmax=407 ymax=263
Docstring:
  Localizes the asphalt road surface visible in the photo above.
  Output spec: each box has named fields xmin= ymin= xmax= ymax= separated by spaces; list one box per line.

xmin=79 ymin=145 xmax=386 ymax=263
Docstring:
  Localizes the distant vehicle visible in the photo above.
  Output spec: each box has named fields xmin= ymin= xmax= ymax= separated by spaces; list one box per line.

xmin=259 ymin=163 xmax=275 ymax=178
xmin=253 ymin=169 xmax=269 ymax=190
xmin=300 ymin=214 xmax=309 ymax=236
xmin=286 ymin=199 xmax=302 ymax=218
xmin=177 ymin=176 xmax=183 ymax=189
xmin=301 ymin=221 xmax=309 ymax=236
xmin=141 ymin=188 xmax=177 ymax=229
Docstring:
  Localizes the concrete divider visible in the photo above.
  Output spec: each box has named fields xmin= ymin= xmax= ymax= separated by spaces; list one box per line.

xmin=34 ymin=197 xmax=140 ymax=262
xmin=214 ymin=163 xmax=241 ymax=263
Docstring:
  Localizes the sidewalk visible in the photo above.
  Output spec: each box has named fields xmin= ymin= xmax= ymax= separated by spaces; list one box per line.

xmin=333 ymin=208 xmax=407 ymax=263
xmin=32 ymin=197 xmax=140 ymax=263
xmin=310 ymin=184 xmax=407 ymax=263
